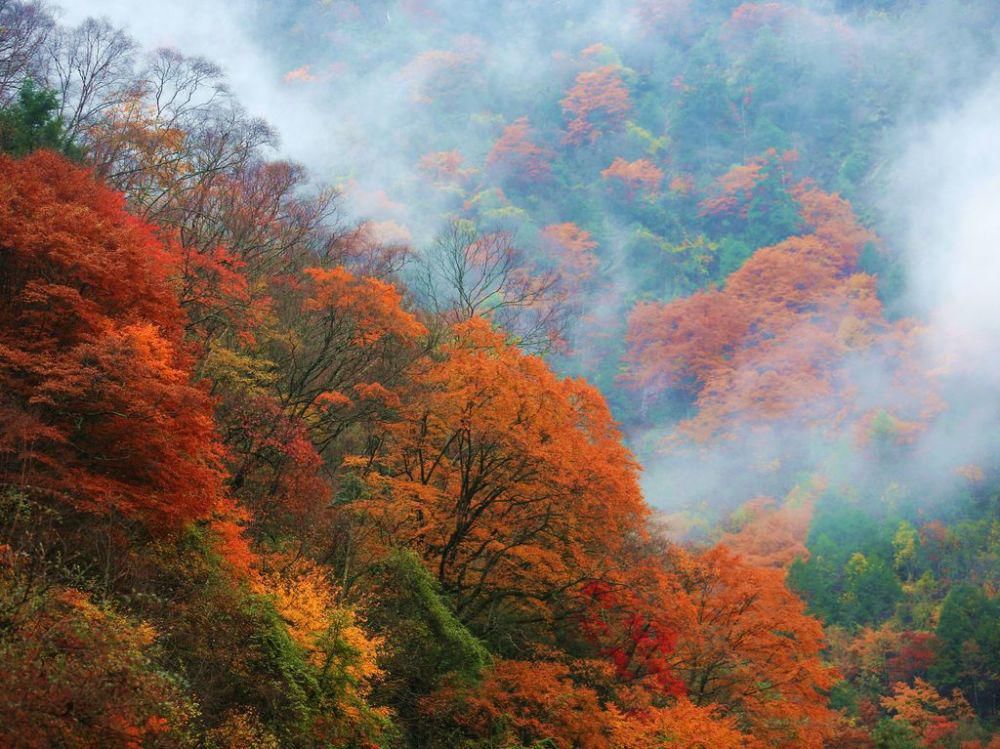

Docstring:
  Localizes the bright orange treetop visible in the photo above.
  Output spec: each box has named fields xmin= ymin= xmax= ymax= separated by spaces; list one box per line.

xmin=623 ymin=184 xmax=913 ymax=442
xmin=357 ymin=317 xmax=647 ymax=627
xmin=671 ymin=545 xmax=840 ymax=748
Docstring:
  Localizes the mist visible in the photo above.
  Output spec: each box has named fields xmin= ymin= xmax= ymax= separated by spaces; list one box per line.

xmin=54 ymin=0 xmax=1000 ymax=519
xmin=891 ymin=76 xmax=1000 ymax=379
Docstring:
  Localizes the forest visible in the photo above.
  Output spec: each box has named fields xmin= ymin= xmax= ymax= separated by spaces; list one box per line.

xmin=0 ymin=0 xmax=998 ymax=747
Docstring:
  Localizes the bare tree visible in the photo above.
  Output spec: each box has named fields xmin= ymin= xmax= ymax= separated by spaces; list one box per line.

xmin=0 ymin=0 xmax=53 ymax=103
xmin=416 ymin=219 xmax=567 ymax=353
xmin=58 ymin=39 xmax=276 ymax=223
xmin=19 ymin=12 xmax=397 ymax=307
xmin=47 ymin=18 xmax=136 ymax=142
xmin=177 ymin=158 xmax=344 ymax=276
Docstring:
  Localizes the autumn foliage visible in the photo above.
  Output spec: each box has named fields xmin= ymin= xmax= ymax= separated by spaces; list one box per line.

xmin=485 ymin=117 xmax=552 ymax=183
xmin=601 ymin=157 xmax=664 ymax=199
xmin=623 ymin=181 xmax=915 ymax=442
xmin=881 ymin=678 xmax=975 ymax=747
xmin=561 ymin=65 xmax=631 ymax=145
xmin=0 ymin=152 xmax=226 ymax=529
xmin=0 ymin=150 xmax=866 ymax=748
xmin=698 ymin=148 xmax=797 ymax=219
xmin=0 ymin=585 xmax=195 ymax=749
xmin=357 ymin=317 xmax=647 ymax=627
xmin=418 ymin=149 xmax=476 ymax=187
xmin=540 ymin=221 xmax=600 ymax=288
xmin=670 ymin=546 xmax=840 ymax=747
xmin=2 ymin=1 xmax=997 ymax=745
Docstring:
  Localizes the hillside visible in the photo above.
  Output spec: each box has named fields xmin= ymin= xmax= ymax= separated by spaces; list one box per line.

xmin=0 ymin=1 xmax=998 ymax=747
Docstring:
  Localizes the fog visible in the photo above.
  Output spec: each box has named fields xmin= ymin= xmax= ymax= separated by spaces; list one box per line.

xmin=55 ymin=0 xmax=1000 ymax=519
xmin=890 ymin=76 xmax=1000 ymax=383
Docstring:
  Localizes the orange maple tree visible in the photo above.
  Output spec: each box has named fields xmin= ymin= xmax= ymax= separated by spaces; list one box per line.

xmin=0 ymin=585 xmax=195 ymax=749
xmin=271 ymin=265 xmax=426 ymax=451
xmin=418 ymin=149 xmax=477 ymax=187
xmin=670 ymin=545 xmax=840 ymax=748
xmin=881 ymin=678 xmax=974 ymax=748
xmin=425 ymin=655 xmax=756 ymax=749
xmin=698 ymin=148 xmax=797 ymax=219
xmin=423 ymin=658 xmax=618 ymax=749
xmin=0 ymin=151 xmax=226 ymax=529
xmin=613 ymin=693 xmax=750 ymax=748
xmin=624 ymin=289 xmax=750 ymax=397
xmin=486 ymin=116 xmax=552 ymax=183
xmin=601 ymin=157 xmax=664 ymax=199
xmin=356 ymin=317 xmax=647 ymax=628
xmin=561 ymin=65 xmax=632 ymax=145
xmin=540 ymin=222 xmax=600 ymax=288
xmin=718 ymin=485 xmax=819 ymax=569
xmin=623 ymin=183 xmax=914 ymax=442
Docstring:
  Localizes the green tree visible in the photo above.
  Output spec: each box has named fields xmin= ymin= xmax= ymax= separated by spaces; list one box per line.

xmin=872 ymin=717 xmax=919 ymax=749
xmin=744 ymin=160 xmax=801 ymax=249
xmin=0 ymin=79 xmax=78 ymax=157
xmin=932 ymin=584 xmax=1000 ymax=716
xmin=789 ymin=499 xmax=902 ymax=627
xmin=842 ymin=553 xmax=903 ymax=626
xmin=364 ymin=550 xmax=489 ymax=745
